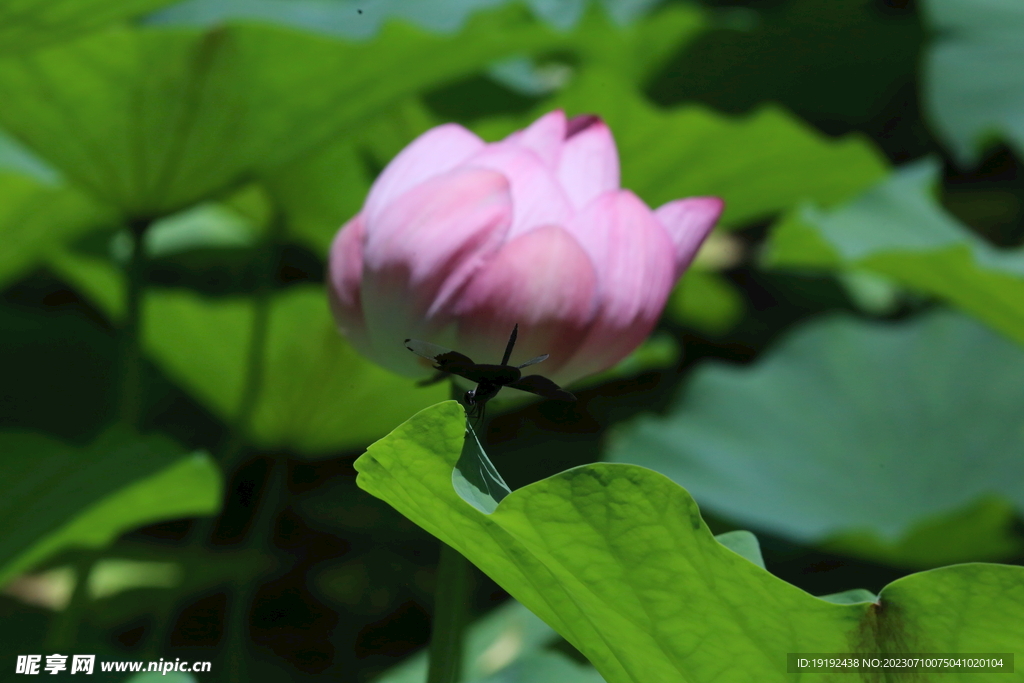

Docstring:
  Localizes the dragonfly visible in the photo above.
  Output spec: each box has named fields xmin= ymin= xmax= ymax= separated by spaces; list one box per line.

xmin=404 ymin=324 xmax=576 ymax=420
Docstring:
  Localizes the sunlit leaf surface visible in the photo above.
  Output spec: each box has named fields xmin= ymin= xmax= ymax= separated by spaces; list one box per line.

xmin=356 ymin=402 xmax=1024 ymax=683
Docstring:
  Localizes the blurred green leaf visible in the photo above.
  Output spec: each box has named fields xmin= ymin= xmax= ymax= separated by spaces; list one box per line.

xmin=88 ymin=545 xmax=273 ymax=629
xmin=356 ymin=401 xmax=1024 ymax=683
xmin=148 ymin=0 xmax=688 ymax=45
xmin=666 ymin=269 xmax=745 ymax=335
xmin=0 ymin=7 xmax=583 ymax=217
xmin=607 ymin=311 xmax=1024 ymax=568
xmin=476 ymin=70 xmax=889 ymax=228
xmin=46 ymin=248 xmax=125 ymax=318
xmin=835 ymin=269 xmax=903 ymax=316
xmin=763 ymin=160 xmax=1024 ymax=346
xmin=0 ymin=430 xmax=220 ymax=586
xmin=123 ymin=672 xmax=196 ymax=683
xmin=373 ymin=599 xmax=560 ymax=683
xmin=143 ymin=201 xmax=259 ymax=258
xmin=265 ymin=98 xmax=433 ymax=256
xmin=482 ymin=2 xmax=706 ymax=114
xmin=144 ymin=286 xmax=447 ymax=456
xmin=46 ymin=246 xmax=447 ymax=454
xmin=563 ymin=3 xmax=704 ymax=86
xmin=823 ymin=496 xmax=1022 ymax=570
xmin=0 ymin=171 xmax=116 ymax=290
xmin=0 ymin=128 xmax=59 ymax=182
xmin=87 ymin=558 xmax=180 ymax=599
xmin=0 ymin=25 xmax=251 ymax=216
xmin=472 ymin=652 xmax=606 ymax=683
xmin=647 ymin=0 xmax=922 ymax=151
xmin=0 ymin=0 xmax=178 ymax=55
xmin=108 ymin=200 xmax=260 ymax=265
xmin=923 ymin=0 xmax=1024 ymax=164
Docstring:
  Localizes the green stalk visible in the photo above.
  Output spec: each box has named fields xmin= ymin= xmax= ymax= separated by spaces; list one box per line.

xmin=48 ymin=218 xmax=153 ymax=650
xmin=208 ymin=216 xmax=283 ymax=680
xmin=219 ymin=214 xmax=279 ymax=472
xmin=119 ymin=218 xmax=153 ymax=431
xmin=151 ymin=216 xmax=279 ymax=658
xmin=225 ymin=456 xmax=285 ymax=683
xmin=184 ymin=215 xmax=280 ymax=547
xmin=44 ymin=551 xmax=99 ymax=650
xmin=427 ymin=542 xmax=472 ymax=683
xmin=426 ymin=384 xmax=474 ymax=683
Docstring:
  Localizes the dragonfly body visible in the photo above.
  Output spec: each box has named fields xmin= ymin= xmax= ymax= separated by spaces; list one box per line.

xmin=404 ymin=325 xmax=575 ymax=419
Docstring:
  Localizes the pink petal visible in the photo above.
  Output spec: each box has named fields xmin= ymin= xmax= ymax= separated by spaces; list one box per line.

xmin=557 ymin=191 xmax=677 ymax=383
xmin=327 ymin=213 xmax=372 ymax=352
xmin=465 ymin=143 xmax=573 ymax=240
xmin=364 ymin=123 xmax=485 ymax=224
xmin=557 ymin=116 xmax=620 ymax=211
xmin=452 ymin=224 xmax=597 ymax=378
xmin=360 ymin=167 xmax=512 ymax=375
xmin=502 ymin=110 xmax=567 ymax=169
xmin=655 ymin=197 xmax=724 ymax=277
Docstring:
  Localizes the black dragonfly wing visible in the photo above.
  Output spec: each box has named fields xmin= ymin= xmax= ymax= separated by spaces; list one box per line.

xmin=457 ymin=363 xmax=521 ymax=385
xmin=405 ymin=339 xmax=476 ymax=375
xmin=507 ymin=374 xmax=576 ymax=402
xmin=517 ymin=354 xmax=548 ymax=369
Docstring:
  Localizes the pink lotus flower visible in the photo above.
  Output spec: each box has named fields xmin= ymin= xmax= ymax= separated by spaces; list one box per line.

xmin=328 ymin=110 xmax=722 ymax=385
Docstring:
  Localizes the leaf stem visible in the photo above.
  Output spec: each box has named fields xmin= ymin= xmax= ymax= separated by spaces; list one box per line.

xmin=119 ymin=218 xmax=153 ymax=431
xmin=155 ymin=215 xmax=280 ymax=657
xmin=427 ymin=542 xmax=472 ymax=683
xmin=54 ymin=218 xmax=154 ymax=651
xmin=426 ymin=383 xmax=474 ymax=683
xmin=218 ymin=220 xmax=277 ymax=473
xmin=225 ymin=456 xmax=286 ymax=683
xmin=186 ymin=215 xmax=281 ymax=548
xmin=163 ymin=215 xmax=282 ymax=670
xmin=44 ymin=550 xmax=99 ymax=651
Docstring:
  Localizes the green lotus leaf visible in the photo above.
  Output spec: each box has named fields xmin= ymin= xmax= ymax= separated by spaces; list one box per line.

xmin=141 ymin=286 xmax=446 ymax=456
xmin=0 ymin=0 xmax=178 ymax=55
xmin=607 ymin=311 xmax=1024 ymax=568
xmin=763 ymin=159 xmax=1024 ymax=346
xmin=0 ymin=6 xmax=584 ymax=216
xmin=0 ymin=171 xmax=116 ymax=290
xmin=355 ymin=401 xmax=1024 ymax=683
xmin=667 ymin=269 xmax=745 ymax=335
xmin=922 ymin=0 xmax=1024 ymax=164
xmin=0 ymin=429 xmax=220 ymax=587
